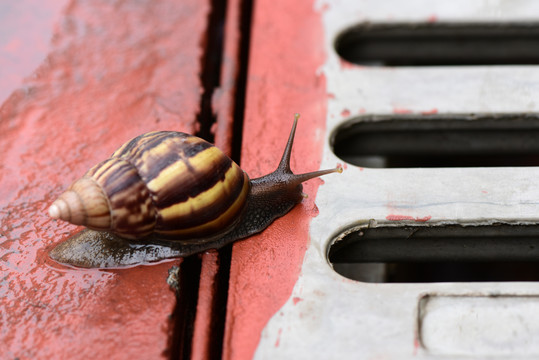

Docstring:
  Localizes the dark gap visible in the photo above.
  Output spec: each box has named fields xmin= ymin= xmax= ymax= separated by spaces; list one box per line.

xmin=209 ymin=244 xmax=232 ymax=359
xmin=386 ymin=262 xmax=539 ymax=282
xmin=168 ymin=256 xmax=202 ymax=359
xmin=329 ymin=224 xmax=539 ymax=283
xmin=170 ymin=0 xmax=228 ymax=358
xmin=195 ymin=0 xmax=227 ymax=141
xmin=335 ymin=22 xmax=539 ymax=66
xmin=211 ymin=0 xmax=254 ymax=358
xmin=332 ymin=113 xmax=539 ymax=168
xmin=230 ymin=0 xmax=254 ymax=163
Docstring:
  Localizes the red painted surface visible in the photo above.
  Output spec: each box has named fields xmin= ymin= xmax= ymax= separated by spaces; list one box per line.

xmin=0 ymin=1 xmax=67 ymax=103
xmin=191 ymin=251 xmax=220 ymax=359
xmin=223 ymin=0 xmax=329 ymax=359
xmin=212 ymin=0 xmax=242 ymax=158
xmin=0 ymin=1 xmax=209 ymax=358
xmin=191 ymin=0 xmax=242 ymax=358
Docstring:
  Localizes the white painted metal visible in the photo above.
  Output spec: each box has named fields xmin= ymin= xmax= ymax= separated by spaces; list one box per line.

xmin=255 ymin=1 xmax=539 ymax=358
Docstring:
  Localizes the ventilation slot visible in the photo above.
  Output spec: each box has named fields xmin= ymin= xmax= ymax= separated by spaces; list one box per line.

xmin=332 ymin=114 xmax=539 ymax=168
xmin=335 ymin=22 xmax=539 ymax=66
xmin=328 ymin=224 xmax=539 ymax=283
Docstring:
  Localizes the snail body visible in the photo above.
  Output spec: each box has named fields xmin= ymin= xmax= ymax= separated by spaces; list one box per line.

xmin=48 ymin=114 xmax=341 ymax=268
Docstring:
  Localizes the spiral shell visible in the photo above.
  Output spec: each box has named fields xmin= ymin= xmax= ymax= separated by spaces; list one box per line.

xmin=49 ymin=131 xmax=250 ymax=241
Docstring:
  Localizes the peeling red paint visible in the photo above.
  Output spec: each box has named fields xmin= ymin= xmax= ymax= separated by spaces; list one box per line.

xmin=292 ymin=297 xmax=303 ymax=305
xmin=393 ymin=107 xmax=413 ymax=114
xmin=274 ymin=328 xmax=283 ymax=348
xmin=327 ymin=93 xmax=335 ymax=99
xmin=428 ymin=14 xmax=438 ymax=23
xmin=341 ymin=108 xmax=351 ymax=117
xmin=223 ymin=1 xmax=329 ymax=359
xmin=421 ymin=108 xmax=438 ymax=115
xmin=311 ymin=203 xmax=320 ymax=217
xmin=386 ymin=214 xmax=415 ymax=221
xmin=386 ymin=214 xmax=432 ymax=222
xmin=359 ymin=107 xmax=366 ymax=114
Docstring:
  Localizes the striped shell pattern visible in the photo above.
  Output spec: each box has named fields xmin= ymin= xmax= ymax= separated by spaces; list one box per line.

xmin=49 ymin=131 xmax=250 ymax=241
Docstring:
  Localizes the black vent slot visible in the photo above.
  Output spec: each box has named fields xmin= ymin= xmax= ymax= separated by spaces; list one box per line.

xmin=329 ymin=224 xmax=539 ymax=283
xmin=332 ymin=114 xmax=539 ymax=168
xmin=335 ymin=22 xmax=539 ymax=66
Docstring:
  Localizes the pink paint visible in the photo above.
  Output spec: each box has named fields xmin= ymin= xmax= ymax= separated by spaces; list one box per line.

xmin=223 ymin=1 xmax=330 ymax=358
xmin=327 ymin=93 xmax=335 ymax=99
xmin=292 ymin=297 xmax=303 ymax=305
xmin=386 ymin=214 xmax=432 ymax=222
xmin=393 ymin=107 xmax=413 ymax=114
xmin=336 ymin=162 xmax=348 ymax=171
xmin=428 ymin=14 xmax=438 ymax=23
xmin=386 ymin=214 xmax=414 ymax=221
xmin=481 ymin=190 xmax=488 ymax=194
xmin=421 ymin=108 xmax=438 ymax=115
xmin=341 ymin=108 xmax=351 ymax=117
xmin=274 ymin=328 xmax=283 ymax=348
xmin=413 ymin=337 xmax=420 ymax=355
xmin=358 ymin=107 xmax=366 ymax=114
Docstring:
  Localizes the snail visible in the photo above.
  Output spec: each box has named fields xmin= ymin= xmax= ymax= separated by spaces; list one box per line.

xmin=48 ymin=114 xmax=342 ymax=268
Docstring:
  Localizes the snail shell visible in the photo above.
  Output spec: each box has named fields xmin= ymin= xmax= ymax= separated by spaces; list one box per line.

xmin=48 ymin=114 xmax=342 ymax=267
xmin=49 ymin=131 xmax=249 ymax=242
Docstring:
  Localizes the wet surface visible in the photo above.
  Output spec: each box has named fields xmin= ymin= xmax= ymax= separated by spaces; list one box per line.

xmin=0 ymin=0 xmax=209 ymax=358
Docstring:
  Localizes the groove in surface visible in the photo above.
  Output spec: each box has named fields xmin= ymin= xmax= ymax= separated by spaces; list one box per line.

xmin=332 ymin=114 xmax=539 ymax=168
xmin=336 ymin=22 xmax=539 ymax=66
xmin=329 ymin=224 xmax=539 ymax=283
